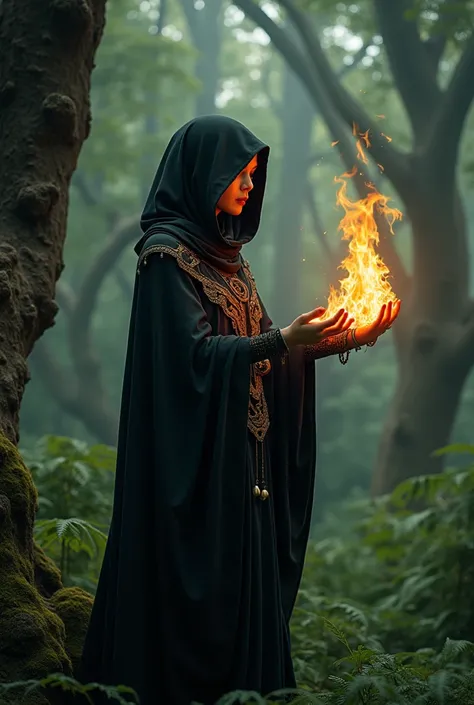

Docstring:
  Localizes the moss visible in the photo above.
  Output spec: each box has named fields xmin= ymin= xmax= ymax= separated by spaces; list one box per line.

xmin=49 ymin=586 xmax=94 ymax=674
xmin=0 ymin=435 xmax=71 ymax=699
xmin=34 ymin=541 xmax=63 ymax=598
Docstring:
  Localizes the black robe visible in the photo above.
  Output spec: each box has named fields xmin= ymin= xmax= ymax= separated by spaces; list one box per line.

xmin=79 ymin=117 xmax=317 ymax=705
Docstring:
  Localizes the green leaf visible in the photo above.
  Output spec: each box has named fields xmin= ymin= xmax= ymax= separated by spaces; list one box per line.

xmin=432 ymin=443 xmax=474 ymax=457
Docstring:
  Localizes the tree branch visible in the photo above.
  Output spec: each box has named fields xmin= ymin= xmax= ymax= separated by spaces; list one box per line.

xmin=234 ymin=0 xmax=369 ymax=181
xmin=338 ymin=40 xmax=372 ymax=79
xmin=30 ymin=342 xmax=77 ymax=411
xmin=261 ymin=56 xmax=283 ymax=119
xmin=31 ymin=338 xmax=118 ymax=445
xmin=236 ymin=1 xmax=411 ymax=308
xmin=72 ymin=171 xmax=99 ymax=208
xmin=54 ymin=281 xmax=76 ymax=318
xmin=374 ymin=210 xmax=412 ymax=300
xmin=178 ymin=0 xmax=194 ymax=29
xmin=305 ymin=185 xmax=335 ymax=266
xmin=425 ymin=33 xmax=474 ymax=187
xmin=422 ymin=0 xmax=463 ymax=74
xmin=157 ymin=0 xmax=168 ymax=34
xmin=114 ymin=267 xmax=134 ymax=302
xmin=271 ymin=0 xmax=411 ymax=196
xmin=372 ymin=0 xmax=441 ymax=135
xmin=32 ymin=216 xmax=139 ymax=444
xmin=68 ymin=214 xmax=139 ymax=392
xmin=70 ymin=215 xmax=138 ymax=333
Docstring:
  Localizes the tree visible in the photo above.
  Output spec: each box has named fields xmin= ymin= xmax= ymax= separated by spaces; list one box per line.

xmin=235 ymin=0 xmax=474 ymax=494
xmin=22 ymin=1 xmax=195 ymax=446
xmin=268 ymin=31 xmax=374 ymax=323
xmin=270 ymin=54 xmax=315 ymax=323
xmin=179 ymin=0 xmax=224 ymax=115
xmin=31 ymin=214 xmax=139 ymax=445
xmin=0 ymin=0 xmax=106 ymax=690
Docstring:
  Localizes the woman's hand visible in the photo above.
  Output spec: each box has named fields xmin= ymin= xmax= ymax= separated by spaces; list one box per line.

xmin=354 ymin=299 xmax=401 ymax=346
xmin=282 ymin=307 xmax=354 ymax=348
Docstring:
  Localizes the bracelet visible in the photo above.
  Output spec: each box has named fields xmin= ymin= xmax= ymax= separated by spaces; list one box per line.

xmin=249 ymin=328 xmax=289 ymax=363
xmin=338 ymin=328 xmax=351 ymax=365
xmin=351 ymin=328 xmax=362 ymax=351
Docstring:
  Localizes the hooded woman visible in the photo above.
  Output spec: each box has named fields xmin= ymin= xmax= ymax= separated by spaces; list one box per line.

xmin=79 ymin=115 xmax=399 ymax=705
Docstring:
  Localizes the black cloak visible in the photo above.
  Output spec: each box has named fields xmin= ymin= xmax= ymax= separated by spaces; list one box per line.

xmin=79 ymin=116 xmax=317 ymax=705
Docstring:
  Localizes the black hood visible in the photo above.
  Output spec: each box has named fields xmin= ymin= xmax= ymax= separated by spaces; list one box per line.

xmin=136 ymin=115 xmax=269 ymax=273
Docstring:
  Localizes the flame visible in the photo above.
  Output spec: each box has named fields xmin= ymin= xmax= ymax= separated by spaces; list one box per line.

xmin=355 ymin=139 xmax=369 ymax=164
xmin=323 ymin=166 xmax=402 ymax=327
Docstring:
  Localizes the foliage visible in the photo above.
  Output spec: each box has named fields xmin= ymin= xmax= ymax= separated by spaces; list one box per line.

xmin=22 ymin=436 xmax=116 ymax=593
xmin=307 ymin=444 xmax=474 ymax=655
xmin=0 ymin=672 xmax=138 ymax=705
xmin=9 ymin=437 xmax=473 ymax=702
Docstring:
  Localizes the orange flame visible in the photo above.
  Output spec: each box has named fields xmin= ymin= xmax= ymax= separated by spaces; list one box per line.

xmin=323 ymin=167 xmax=402 ymax=327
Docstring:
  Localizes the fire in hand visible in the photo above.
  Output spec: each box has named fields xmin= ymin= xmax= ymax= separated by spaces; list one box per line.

xmin=323 ymin=130 xmax=402 ymax=328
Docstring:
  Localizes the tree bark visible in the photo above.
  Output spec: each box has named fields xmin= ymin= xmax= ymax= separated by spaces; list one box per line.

xmin=179 ymin=0 xmax=223 ymax=115
xmin=236 ymin=0 xmax=474 ymax=495
xmin=0 ymin=0 xmax=106 ymax=690
xmin=372 ymin=338 xmax=469 ymax=495
xmin=371 ymin=186 xmax=472 ymax=493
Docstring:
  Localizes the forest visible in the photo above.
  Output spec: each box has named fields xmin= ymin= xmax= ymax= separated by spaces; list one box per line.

xmin=1 ymin=0 xmax=474 ymax=703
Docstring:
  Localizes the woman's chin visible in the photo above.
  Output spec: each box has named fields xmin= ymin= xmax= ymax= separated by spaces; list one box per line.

xmin=227 ymin=204 xmax=244 ymax=216
xmin=217 ymin=201 xmax=244 ymax=217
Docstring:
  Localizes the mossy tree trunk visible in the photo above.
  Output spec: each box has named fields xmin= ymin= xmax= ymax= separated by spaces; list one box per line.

xmin=0 ymin=0 xmax=106 ymax=693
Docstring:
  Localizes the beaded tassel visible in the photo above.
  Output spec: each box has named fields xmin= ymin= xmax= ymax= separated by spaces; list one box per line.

xmin=253 ymin=439 xmax=269 ymax=501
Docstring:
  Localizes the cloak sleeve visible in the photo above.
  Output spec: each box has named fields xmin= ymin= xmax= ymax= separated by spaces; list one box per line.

xmin=257 ymin=304 xmax=317 ymax=624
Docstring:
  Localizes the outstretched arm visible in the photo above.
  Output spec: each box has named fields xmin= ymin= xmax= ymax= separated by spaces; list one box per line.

xmin=304 ymin=328 xmax=356 ymax=364
xmin=304 ymin=300 xmax=401 ymax=364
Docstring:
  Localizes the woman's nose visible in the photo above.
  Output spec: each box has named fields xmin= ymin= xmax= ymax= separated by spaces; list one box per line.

xmin=242 ymin=175 xmax=254 ymax=191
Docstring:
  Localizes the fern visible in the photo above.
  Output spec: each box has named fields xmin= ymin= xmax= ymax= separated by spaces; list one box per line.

xmin=0 ymin=673 xmax=138 ymax=704
xmin=436 ymin=638 xmax=474 ymax=667
xmin=35 ymin=517 xmax=107 ymax=557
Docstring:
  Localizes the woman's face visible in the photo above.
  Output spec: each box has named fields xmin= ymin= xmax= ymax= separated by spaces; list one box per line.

xmin=216 ymin=154 xmax=258 ymax=217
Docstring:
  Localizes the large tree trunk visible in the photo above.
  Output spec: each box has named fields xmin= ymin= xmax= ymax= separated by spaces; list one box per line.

xmin=0 ymin=0 xmax=106 ymax=693
xmin=373 ymin=352 xmax=468 ymax=494
xmin=372 ymin=181 xmax=472 ymax=493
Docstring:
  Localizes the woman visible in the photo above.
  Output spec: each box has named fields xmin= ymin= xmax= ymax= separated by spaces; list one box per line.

xmin=79 ymin=115 xmax=399 ymax=705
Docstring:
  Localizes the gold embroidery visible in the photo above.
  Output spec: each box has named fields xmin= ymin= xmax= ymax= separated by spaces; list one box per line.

xmin=138 ymin=244 xmax=270 ymax=441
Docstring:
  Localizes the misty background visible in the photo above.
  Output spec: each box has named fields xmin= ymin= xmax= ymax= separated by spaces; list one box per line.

xmin=20 ymin=0 xmax=474 ymax=518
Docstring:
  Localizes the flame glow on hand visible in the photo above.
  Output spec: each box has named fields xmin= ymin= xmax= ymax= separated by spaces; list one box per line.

xmin=324 ymin=128 xmax=402 ymax=327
